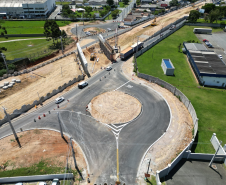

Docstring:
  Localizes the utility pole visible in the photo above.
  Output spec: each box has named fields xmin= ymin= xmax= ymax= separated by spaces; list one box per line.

xmin=76 ymin=24 xmax=78 ymax=37
xmin=57 ymin=112 xmax=64 ymax=138
xmin=136 ymin=36 xmax=139 ymax=53
xmin=1 ymin=53 xmax=9 ymax=74
xmin=115 ymin=138 xmax=120 ymax=184
xmin=82 ymin=11 xmax=84 ymax=26
xmin=209 ymin=140 xmax=222 ymax=167
xmin=70 ymin=138 xmax=84 ymax=180
xmin=60 ymin=36 xmax=64 ymax=54
xmin=3 ymin=107 xmax=21 ymax=148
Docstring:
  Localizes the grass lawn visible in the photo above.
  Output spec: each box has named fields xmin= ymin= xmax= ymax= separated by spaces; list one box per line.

xmin=56 ymin=2 xmax=71 ymax=5
xmin=137 ymin=25 xmax=226 ymax=153
xmin=0 ymin=37 xmax=56 ymax=60
xmin=0 ymin=20 xmax=71 ymax=34
xmin=197 ymin=19 xmax=226 ymax=24
xmin=106 ymin=10 xmax=122 ymax=20
xmin=146 ymin=176 xmax=166 ymax=185
xmin=119 ymin=2 xmax=128 ymax=7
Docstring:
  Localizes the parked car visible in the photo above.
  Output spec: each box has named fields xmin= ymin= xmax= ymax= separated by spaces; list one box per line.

xmin=208 ymin=44 xmax=213 ymax=48
xmin=107 ymin=28 xmax=112 ymax=31
xmin=51 ymin=179 xmax=60 ymax=185
xmin=203 ymin=39 xmax=209 ymax=42
xmin=218 ymin=55 xmax=223 ymax=59
xmin=205 ymin=41 xmax=210 ymax=46
xmin=78 ymin=81 xmax=88 ymax=89
xmin=55 ymin=97 xmax=65 ymax=104
xmin=106 ymin=66 xmax=112 ymax=71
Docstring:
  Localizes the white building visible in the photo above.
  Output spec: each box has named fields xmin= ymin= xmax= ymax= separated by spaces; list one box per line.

xmin=0 ymin=0 xmax=56 ymax=18
xmin=184 ymin=43 xmax=226 ymax=87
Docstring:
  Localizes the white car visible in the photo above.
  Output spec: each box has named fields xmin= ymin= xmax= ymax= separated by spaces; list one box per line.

xmin=85 ymin=32 xmax=91 ymax=36
xmin=107 ymin=28 xmax=112 ymax=31
xmin=55 ymin=97 xmax=65 ymax=104
xmin=52 ymin=179 xmax=60 ymax=185
xmin=78 ymin=81 xmax=88 ymax=89
xmin=39 ymin=182 xmax=47 ymax=185
xmin=106 ymin=66 xmax=112 ymax=71
xmin=218 ymin=55 xmax=223 ymax=59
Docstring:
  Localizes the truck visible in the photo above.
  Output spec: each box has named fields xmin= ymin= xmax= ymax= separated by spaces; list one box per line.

xmin=193 ymin=28 xmax=212 ymax=34
xmin=120 ymin=42 xmax=144 ymax=60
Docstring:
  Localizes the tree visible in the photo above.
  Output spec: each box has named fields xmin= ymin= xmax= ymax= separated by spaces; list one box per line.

xmin=44 ymin=20 xmax=61 ymax=46
xmin=209 ymin=9 xmax=220 ymax=23
xmin=107 ymin=0 xmax=114 ymax=6
xmin=112 ymin=9 xmax=119 ymax=19
xmin=201 ymin=4 xmax=215 ymax=14
xmin=92 ymin=14 xmax=96 ymax=20
xmin=61 ymin=30 xmax=67 ymax=41
xmin=188 ymin=10 xmax=200 ymax=22
xmin=136 ymin=0 xmax=141 ymax=5
xmin=123 ymin=0 xmax=129 ymax=5
xmin=62 ymin=4 xmax=74 ymax=17
xmin=169 ymin=0 xmax=178 ymax=7
xmin=204 ymin=13 xmax=209 ymax=22
xmin=0 ymin=25 xmax=8 ymax=70
xmin=84 ymin=6 xmax=93 ymax=17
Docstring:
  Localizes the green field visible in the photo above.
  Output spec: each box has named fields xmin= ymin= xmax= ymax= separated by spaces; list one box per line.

xmin=0 ymin=20 xmax=71 ymax=34
xmin=137 ymin=25 xmax=226 ymax=153
xmin=197 ymin=19 xmax=226 ymax=24
xmin=119 ymin=2 xmax=127 ymax=7
xmin=0 ymin=37 xmax=58 ymax=60
xmin=56 ymin=1 xmax=71 ymax=5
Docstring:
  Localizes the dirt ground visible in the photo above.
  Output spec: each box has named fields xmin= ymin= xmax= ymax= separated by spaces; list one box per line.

xmin=0 ymin=129 xmax=87 ymax=171
xmin=0 ymin=54 xmax=82 ymax=118
xmin=121 ymin=58 xmax=193 ymax=176
xmin=84 ymin=27 xmax=105 ymax=34
xmin=89 ymin=91 xmax=142 ymax=124
xmin=83 ymin=43 xmax=111 ymax=74
xmin=79 ymin=38 xmax=96 ymax=47
xmin=109 ymin=2 xmax=204 ymax=51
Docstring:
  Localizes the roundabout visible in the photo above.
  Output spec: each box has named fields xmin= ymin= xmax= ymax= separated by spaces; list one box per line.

xmin=88 ymin=91 xmax=142 ymax=124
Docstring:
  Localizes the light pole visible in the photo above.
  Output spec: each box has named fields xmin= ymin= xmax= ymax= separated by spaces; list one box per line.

xmin=1 ymin=53 xmax=9 ymax=74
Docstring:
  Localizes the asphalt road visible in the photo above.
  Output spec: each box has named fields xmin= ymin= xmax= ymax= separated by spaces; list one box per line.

xmin=71 ymin=21 xmax=123 ymax=38
xmin=0 ymin=59 xmax=170 ymax=184
xmin=165 ymin=160 xmax=226 ymax=185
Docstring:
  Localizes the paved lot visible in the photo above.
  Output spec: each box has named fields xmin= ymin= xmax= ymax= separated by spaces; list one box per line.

xmin=165 ymin=160 xmax=226 ymax=185
xmin=196 ymin=32 xmax=226 ymax=65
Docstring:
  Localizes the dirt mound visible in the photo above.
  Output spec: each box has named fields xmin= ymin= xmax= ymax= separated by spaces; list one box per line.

xmin=84 ymin=27 xmax=105 ymax=34
xmin=89 ymin=91 xmax=142 ymax=124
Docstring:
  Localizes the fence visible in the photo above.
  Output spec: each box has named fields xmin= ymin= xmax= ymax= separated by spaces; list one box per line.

xmin=185 ymin=22 xmax=226 ymax=28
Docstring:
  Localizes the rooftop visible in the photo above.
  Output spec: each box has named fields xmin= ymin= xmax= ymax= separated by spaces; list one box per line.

xmin=0 ymin=0 xmax=47 ymax=7
xmin=184 ymin=43 xmax=207 ymax=51
xmin=189 ymin=50 xmax=226 ymax=75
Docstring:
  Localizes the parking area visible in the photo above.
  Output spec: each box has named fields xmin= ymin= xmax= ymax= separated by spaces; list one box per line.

xmin=196 ymin=32 xmax=226 ymax=65
xmin=165 ymin=160 xmax=226 ymax=185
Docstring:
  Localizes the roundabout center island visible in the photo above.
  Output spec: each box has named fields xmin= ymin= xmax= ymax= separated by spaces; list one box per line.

xmin=88 ymin=91 xmax=142 ymax=124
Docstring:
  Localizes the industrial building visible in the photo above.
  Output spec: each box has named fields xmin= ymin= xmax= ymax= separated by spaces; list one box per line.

xmin=184 ymin=43 xmax=226 ymax=87
xmin=0 ymin=0 xmax=56 ymax=18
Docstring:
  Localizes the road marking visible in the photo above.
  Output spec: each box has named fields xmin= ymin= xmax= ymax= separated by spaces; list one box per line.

xmin=127 ymin=84 xmax=133 ymax=88
xmin=114 ymin=81 xmax=130 ymax=91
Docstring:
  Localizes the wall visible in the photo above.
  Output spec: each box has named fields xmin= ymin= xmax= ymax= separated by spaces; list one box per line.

xmin=185 ymin=22 xmax=226 ymax=28
xmin=77 ymin=43 xmax=90 ymax=77
xmin=202 ymin=76 xmax=226 ymax=87
xmin=0 ymin=74 xmax=84 ymax=126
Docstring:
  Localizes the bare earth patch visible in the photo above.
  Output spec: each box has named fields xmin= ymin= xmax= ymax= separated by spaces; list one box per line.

xmin=0 ymin=54 xmax=82 ymax=118
xmin=89 ymin=91 xmax=142 ymax=124
xmin=84 ymin=27 xmax=105 ymax=34
xmin=121 ymin=58 xmax=193 ymax=182
xmin=0 ymin=129 xmax=87 ymax=171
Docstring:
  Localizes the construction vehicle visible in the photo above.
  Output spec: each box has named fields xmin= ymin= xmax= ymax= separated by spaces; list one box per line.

xmin=151 ymin=17 xmax=157 ymax=26
xmin=90 ymin=52 xmax=96 ymax=61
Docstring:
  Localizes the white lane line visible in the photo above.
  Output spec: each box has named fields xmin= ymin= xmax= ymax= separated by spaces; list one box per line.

xmin=114 ymin=81 xmax=130 ymax=91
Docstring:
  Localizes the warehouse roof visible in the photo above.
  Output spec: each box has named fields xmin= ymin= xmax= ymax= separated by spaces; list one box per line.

xmin=0 ymin=0 xmax=46 ymax=7
xmin=184 ymin=43 xmax=207 ymax=51
xmin=189 ymin=50 xmax=226 ymax=75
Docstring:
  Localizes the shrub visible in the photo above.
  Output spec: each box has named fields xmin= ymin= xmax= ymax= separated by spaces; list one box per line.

xmin=0 ymin=69 xmax=7 ymax=77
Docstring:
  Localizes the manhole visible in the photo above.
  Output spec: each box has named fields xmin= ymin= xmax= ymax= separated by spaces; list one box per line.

xmin=211 ymin=165 xmax=217 ymax=170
